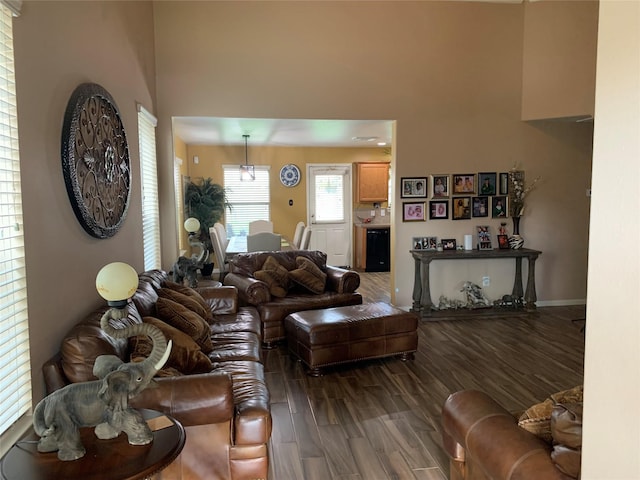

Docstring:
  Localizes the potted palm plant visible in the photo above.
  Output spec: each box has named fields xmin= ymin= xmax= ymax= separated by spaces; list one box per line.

xmin=184 ymin=177 xmax=228 ymax=276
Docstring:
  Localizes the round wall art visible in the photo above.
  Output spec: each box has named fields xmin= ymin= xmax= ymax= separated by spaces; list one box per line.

xmin=61 ymin=83 xmax=131 ymax=239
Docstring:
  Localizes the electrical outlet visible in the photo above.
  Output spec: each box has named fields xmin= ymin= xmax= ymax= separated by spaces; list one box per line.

xmin=482 ymin=276 xmax=490 ymax=287
xmin=370 ymin=210 xmax=376 ymax=217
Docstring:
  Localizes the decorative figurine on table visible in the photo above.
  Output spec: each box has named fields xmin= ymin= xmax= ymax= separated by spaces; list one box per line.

xmin=32 ymin=263 xmax=172 ymax=461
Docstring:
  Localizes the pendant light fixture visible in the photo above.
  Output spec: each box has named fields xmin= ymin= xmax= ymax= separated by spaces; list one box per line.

xmin=239 ymin=134 xmax=255 ymax=181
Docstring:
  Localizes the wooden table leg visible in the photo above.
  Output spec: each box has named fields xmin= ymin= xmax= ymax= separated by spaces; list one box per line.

xmin=411 ymin=256 xmax=422 ymax=314
xmin=524 ymin=254 xmax=539 ymax=310
xmin=512 ymin=257 xmax=524 ymax=300
xmin=421 ymin=258 xmax=433 ymax=317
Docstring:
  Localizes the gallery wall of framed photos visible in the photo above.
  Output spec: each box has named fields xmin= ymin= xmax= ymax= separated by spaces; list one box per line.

xmin=402 ymin=172 xmax=513 ymax=250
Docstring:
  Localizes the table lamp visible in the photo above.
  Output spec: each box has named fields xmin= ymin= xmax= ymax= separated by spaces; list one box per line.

xmin=184 ymin=217 xmax=207 ymax=265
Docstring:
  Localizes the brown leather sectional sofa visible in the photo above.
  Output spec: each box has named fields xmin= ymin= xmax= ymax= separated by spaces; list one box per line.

xmin=223 ymin=250 xmax=362 ymax=347
xmin=42 ymin=269 xmax=271 ymax=480
xmin=442 ymin=390 xmax=581 ymax=480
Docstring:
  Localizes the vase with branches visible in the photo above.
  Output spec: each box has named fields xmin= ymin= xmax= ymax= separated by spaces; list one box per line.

xmin=508 ymin=168 xmax=541 ymax=247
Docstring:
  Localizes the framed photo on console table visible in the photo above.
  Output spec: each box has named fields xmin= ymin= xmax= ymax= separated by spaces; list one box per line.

xmin=442 ymin=239 xmax=457 ymax=250
xmin=476 ymin=225 xmax=492 ymax=250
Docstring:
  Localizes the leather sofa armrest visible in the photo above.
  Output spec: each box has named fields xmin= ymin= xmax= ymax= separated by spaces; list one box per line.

xmin=325 ymin=265 xmax=360 ymax=294
xmin=42 ymin=352 xmax=69 ymax=394
xmin=130 ymin=372 xmax=235 ymax=427
xmin=442 ymin=390 xmax=570 ymax=480
xmin=197 ymin=285 xmax=239 ymax=314
xmin=223 ymin=273 xmax=271 ymax=305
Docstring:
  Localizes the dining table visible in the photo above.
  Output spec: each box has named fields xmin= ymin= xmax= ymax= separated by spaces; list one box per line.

xmin=227 ymin=235 xmax=291 ymax=255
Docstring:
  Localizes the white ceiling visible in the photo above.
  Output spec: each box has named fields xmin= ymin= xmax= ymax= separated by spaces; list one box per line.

xmin=172 ymin=117 xmax=394 ymax=148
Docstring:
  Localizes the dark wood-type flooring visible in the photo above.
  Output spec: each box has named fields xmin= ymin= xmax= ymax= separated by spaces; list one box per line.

xmin=264 ymin=272 xmax=586 ymax=479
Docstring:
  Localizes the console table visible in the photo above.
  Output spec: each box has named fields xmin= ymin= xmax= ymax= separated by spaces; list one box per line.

xmin=411 ymin=248 xmax=541 ymax=318
xmin=0 ymin=409 xmax=185 ymax=480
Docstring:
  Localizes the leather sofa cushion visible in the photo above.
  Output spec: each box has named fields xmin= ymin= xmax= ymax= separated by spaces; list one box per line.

xmin=156 ymin=297 xmax=213 ymax=353
xmin=60 ymin=307 xmax=139 ymax=383
xmin=158 ymin=287 xmax=213 ymax=322
xmin=289 ymin=256 xmax=327 ymax=294
xmin=210 ymin=307 xmax=261 ymax=336
xmin=550 ymin=402 xmax=582 ymax=479
xmin=129 ymin=316 xmax=212 ymax=374
xmin=209 ymin=332 xmax=262 ymax=363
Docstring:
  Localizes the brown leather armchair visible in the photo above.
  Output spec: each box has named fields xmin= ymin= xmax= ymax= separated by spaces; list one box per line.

xmin=224 ymin=250 xmax=362 ymax=347
xmin=442 ymin=390 xmax=576 ymax=480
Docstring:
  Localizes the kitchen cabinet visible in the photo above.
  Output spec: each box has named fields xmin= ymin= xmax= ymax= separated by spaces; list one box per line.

xmin=356 ymin=162 xmax=389 ymax=203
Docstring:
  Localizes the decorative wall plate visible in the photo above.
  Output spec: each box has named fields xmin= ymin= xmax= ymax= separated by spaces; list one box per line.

xmin=61 ymin=83 xmax=131 ymax=238
xmin=279 ymin=164 xmax=301 ymax=187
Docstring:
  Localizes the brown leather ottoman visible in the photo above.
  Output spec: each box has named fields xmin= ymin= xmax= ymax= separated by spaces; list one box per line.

xmin=284 ymin=302 xmax=419 ymax=376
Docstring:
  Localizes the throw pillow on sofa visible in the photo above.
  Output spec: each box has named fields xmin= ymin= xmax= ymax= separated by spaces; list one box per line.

xmin=289 ymin=256 xmax=327 ymax=294
xmin=550 ymin=402 xmax=582 ymax=479
xmin=518 ymin=385 xmax=583 ymax=444
xmin=254 ymin=255 xmax=290 ymax=298
xmin=158 ymin=287 xmax=213 ymax=322
xmin=163 ymin=280 xmax=214 ymax=321
xmin=156 ymin=297 xmax=213 ymax=353
xmin=129 ymin=316 xmax=212 ymax=374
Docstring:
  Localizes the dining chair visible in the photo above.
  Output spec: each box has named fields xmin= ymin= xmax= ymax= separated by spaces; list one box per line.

xmin=291 ymin=221 xmax=305 ymax=249
xmin=214 ymin=222 xmax=229 ymax=250
xmin=299 ymin=226 xmax=312 ymax=250
xmin=209 ymin=227 xmax=229 ymax=281
xmin=247 ymin=232 xmax=282 ymax=252
xmin=248 ymin=220 xmax=274 ymax=234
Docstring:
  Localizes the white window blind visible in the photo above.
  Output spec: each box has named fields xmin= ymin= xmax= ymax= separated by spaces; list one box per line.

xmin=174 ymin=158 xmax=185 ymax=252
xmin=0 ymin=2 xmax=31 ymax=444
xmin=137 ymin=105 xmax=160 ymax=270
xmin=222 ymin=166 xmax=270 ymax=237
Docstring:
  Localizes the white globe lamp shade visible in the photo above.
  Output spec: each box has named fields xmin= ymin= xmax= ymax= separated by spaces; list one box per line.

xmin=184 ymin=217 xmax=200 ymax=233
xmin=96 ymin=262 xmax=139 ymax=308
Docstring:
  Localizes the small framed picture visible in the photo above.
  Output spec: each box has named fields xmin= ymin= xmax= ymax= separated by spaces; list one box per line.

xmin=402 ymin=202 xmax=426 ymax=222
xmin=421 ymin=236 xmax=438 ymax=251
xmin=497 ymin=234 xmax=510 ymax=249
xmin=412 ymin=237 xmax=424 ymax=250
xmin=499 ymin=172 xmax=509 ymax=195
xmin=492 ymin=196 xmax=508 ymax=218
xmin=442 ymin=238 xmax=457 ymax=250
xmin=429 ymin=200 xmax=449 ymax=220
xmin=452 ymin=174 xmax=476 ymax=195
xmin=452 ymin=197 xmax=471 ymax=220
xmin=476 ymin=225 xmax=492 ymax=250
xmin=472 ymin=196 xmax=489 ymax=217
xmin=401 ymin=177 xmax=428 ymax=198
xmin=430 ymin=175 xmax=450 ymax=198
xmin=478 ymin=172 xmax=497 ymax=196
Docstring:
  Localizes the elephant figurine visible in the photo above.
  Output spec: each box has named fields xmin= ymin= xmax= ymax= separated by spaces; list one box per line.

xmin=172 ymin=255 xmax=200 ymax=288
xmin=33 ymin=309 xmax=172 ymax=461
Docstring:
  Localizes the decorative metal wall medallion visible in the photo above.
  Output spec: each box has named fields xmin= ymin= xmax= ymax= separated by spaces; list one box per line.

xmin=61 ymin=83 xmax=131 ymax=238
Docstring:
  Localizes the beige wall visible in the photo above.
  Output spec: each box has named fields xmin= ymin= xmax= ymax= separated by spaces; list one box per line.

xmin=583 ymin=1 xmax=640 ymax=476
xmin=154 ymin=1 xmax=592 ymax=307
xmin=521 ymin=1 xmax=598 ymax=120
xmin=13 ymin=1 xmax=155 ymax=401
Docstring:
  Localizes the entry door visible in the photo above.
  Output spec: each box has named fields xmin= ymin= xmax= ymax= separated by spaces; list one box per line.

xmin=307 ymin=164 xmax=352 ymax=267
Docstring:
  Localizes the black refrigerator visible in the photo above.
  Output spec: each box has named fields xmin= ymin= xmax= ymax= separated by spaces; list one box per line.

xmin=366 ymin=228 xmax=390 ymax=272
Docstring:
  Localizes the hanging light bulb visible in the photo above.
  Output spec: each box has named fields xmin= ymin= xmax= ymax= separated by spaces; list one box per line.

xmin=239 ymin=134 xmax=255 ymax=181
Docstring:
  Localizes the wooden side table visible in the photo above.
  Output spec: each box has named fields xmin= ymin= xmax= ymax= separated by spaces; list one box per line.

xmin=0 ymin=410 xmax=185 ymax=480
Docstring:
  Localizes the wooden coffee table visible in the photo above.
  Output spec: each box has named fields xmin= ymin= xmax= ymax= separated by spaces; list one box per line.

xmin=0 ymin=409 xmax=185 ymax=480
